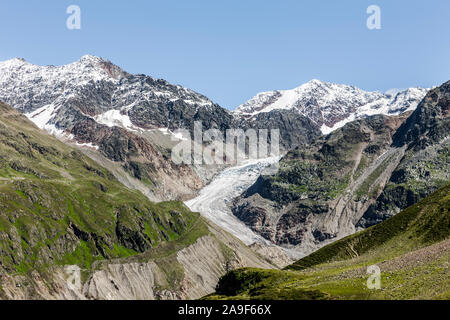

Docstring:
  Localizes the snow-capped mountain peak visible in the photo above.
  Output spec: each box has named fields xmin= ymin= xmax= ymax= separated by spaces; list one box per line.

xmin=0 ymin=55 xmax=429 ymax=146
xmin=0 ymin=55 xmax=125 ymax=95
xmin=235 ymin=80 xmax=428 ymax=134
xmin=0 ymin=57 xmax=29 ymax=67
xmin=0 ymin=55 xmax=216 ymax=137
xmin=78 ymin=54 xmax=106 ymax=64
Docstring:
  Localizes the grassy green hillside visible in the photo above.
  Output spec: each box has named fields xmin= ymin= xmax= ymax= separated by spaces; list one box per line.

xmin=206 ymin=184 xmax=450 ymax=300
xmin=0 ymin=102 xmax=204 ymax=278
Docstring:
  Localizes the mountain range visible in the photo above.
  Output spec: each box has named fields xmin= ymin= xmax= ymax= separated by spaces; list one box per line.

xmin=0 ymin=56 xmax=322 ymax=201
xmin=0 ymin=57 xmax=428 ymax=199
xmin=0 ymin=55 xmax=447 ymax=300
xmin=235 ymin=79 xmax=428 ymax=134
xmin=232 ymin=80 xmax=449 ymax=256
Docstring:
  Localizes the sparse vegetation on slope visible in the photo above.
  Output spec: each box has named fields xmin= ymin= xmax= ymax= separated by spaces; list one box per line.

xmin=206 ymin=185 xmax=450 ymax=300
xmin=288 ymin=185 xmax=450 ymax=271
xmin=0 ymin=101 xmax=275 ymax=300
xmin=358 ymin=81 xmax=450 ymax=227
xmin=0 ymin=102 xmax=201 ymax=289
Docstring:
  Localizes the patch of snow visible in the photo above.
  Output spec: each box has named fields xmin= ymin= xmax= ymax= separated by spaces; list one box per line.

xmin=25 ymin=104 xmax=60 ymax=129
xmin=158 ymin=127 xmax=188 ymax=141
xmin=158 ymin=128 xmax=170 ymax=135
xmin=320 ymin=124 xmax=334 ymax=135
xmin=42 ymin=123 xmax=74 ymax=140
xmin=75 ymin=142 xmax=99 ymax=150
xmin=94 ymin=110 xmax=138 ymax=132
xmin=172 ymin=130 xmax=188 ymax=141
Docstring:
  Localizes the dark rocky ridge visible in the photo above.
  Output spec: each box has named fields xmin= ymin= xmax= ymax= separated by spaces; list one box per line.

xmin=357 ymin=81 xmax=450 ymax=228
xmin=238 ymin=110 xmax=322 ymax=150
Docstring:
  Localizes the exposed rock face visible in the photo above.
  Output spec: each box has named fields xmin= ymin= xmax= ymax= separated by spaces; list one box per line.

xmin=248 ymin=243 xmax=294 ymax=268
xmin=357 ymin=81 xmax=450 ymax=228
xmin=393 ymin=81 xmax=450 ymax=149
xmin=0 ymin=221 xmax=275 ymax=300
xmin=237 ymin=109 xmax=321 ymax=150
xmin=82 ymin=222 xmax=276 ymax=300
xmin=232 ymin=114 xmax=409 ymax=255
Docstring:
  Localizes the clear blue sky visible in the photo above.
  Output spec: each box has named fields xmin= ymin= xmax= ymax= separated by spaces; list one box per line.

xmin=1 ymin=0 xmax=449 ymax=109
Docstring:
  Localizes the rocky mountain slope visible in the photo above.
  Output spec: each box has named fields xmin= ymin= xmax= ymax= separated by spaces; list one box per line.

xmin=0 ymin=56 xmax=321 ymax=200
xmin=235 ymin=79 xmax=428 ymax=134
xmin=0 ymin=56 xmax=213 ymax=200
xmin=358 ymin=81 xmax=450 ymax=227
xmin=0 ymin=102 xmax=274 ymax=300
xmin=232 ymin=113 xmax=410 ymax=255
xmin=206 ymin=184 xmax=450 ymax=300
xmin=231 ymin=81 xmax=449 ymax=256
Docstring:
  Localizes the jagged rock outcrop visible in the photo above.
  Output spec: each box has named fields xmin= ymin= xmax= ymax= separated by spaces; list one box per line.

xmin=81 ymin=223 xmax=275 ymax=300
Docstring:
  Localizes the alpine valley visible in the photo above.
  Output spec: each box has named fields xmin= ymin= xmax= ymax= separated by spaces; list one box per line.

xmin=0 ymin=55 xmax=448 ymax=300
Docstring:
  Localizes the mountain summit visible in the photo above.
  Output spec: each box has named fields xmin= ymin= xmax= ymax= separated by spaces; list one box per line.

xmin=0 ymin=55 xmax=214 ymax=125
xmin=235 ymin=80 xmax=428 ymax=134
